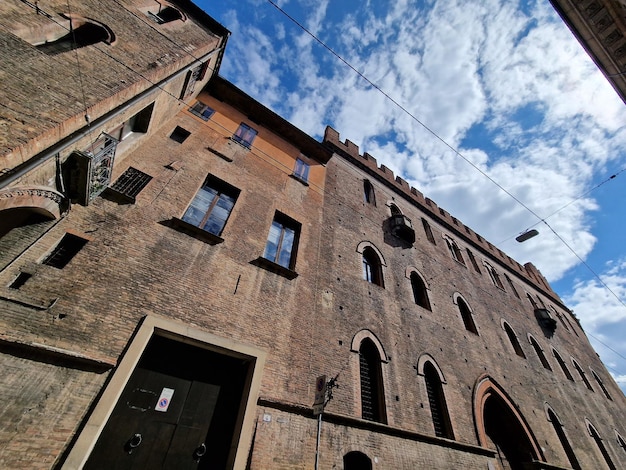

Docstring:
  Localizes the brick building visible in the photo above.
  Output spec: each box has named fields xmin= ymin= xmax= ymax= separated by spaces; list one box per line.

xmin=1 ymin=1 xmax=625 ymax=469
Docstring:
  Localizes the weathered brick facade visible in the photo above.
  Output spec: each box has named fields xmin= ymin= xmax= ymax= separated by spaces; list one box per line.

xmin=1 ymin=1 xmax=625 ymax=469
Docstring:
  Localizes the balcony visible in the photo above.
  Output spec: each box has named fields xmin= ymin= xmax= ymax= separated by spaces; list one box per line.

xmin=535 ymin=308 xmax=557 ymax=333
xmin=388 ymin=214 xmax=415 ymax=244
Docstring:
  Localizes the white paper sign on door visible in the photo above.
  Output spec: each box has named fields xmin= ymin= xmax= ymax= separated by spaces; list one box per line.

xmin=155 ymin=387 xmax=175 ymax=412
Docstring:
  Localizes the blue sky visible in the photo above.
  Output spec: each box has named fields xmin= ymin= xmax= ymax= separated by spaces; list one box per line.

xmin=197 ymin=0 xmax=626 ymax=392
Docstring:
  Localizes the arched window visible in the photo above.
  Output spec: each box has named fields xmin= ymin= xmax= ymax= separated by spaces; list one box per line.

xmin=526 ymin=292 xmax=538 ymax=309
xmin=553 ymin=349 xmax=574 ymax=381
xmin=363 ymin=179 xmax=376 ymax=206
xmin=423 ymin=362 xmax=454 ymax=439
xmin=528 ymin=335 xmax=551 ymax=370
xmin=592 ymin=370 xmax=612 ymax=401
xmin=502 ymin=322 xmax=525 ymax=358
xmin=343 ymin=451 xmax=372 ymax=470
xmin=421 ymin=218 xmax=436 ymax=244
xmin=34 ymin=16 xmax=115 ymax=55
xmin=504 ymin=274 xmax=520 ymax=298
xmin=389 ymin=203 xmax=402 ymax=215
xmin=444 ymin=236 xmax=465 ymax=265
xmin=616 ymin=432 xmax=626 ymax=455
xmin=485 ymin=263 xmax=505 ymax=289
xmin=410 ymin=271 xmax=431 ymax=310
xmin=457 ymin=297 xmax=478 ymax=335
xmin=362 ymin=247 xmax=384 ymax=287
xmin=359 ymin=339 xmax=386 ymax=423
xmin=572 ymin=359 xmax=593 ymax=391
xmin=587 ymin=421 xmax=617 ymax=470
xmin=547 ymin=408 xmax=581 ymax=470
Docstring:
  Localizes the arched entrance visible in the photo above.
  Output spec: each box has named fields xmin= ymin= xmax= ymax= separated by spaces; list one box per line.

xmin=474 ymin=376 xmax=544 ymax=470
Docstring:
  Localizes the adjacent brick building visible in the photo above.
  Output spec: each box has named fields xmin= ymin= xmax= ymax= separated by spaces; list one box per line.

xmin=1 ymin=1 xmax=625 ymax=469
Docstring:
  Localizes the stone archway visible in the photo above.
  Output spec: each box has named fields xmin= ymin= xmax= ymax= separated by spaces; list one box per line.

xmin=474 ymin=376 xmax=544 ymax=470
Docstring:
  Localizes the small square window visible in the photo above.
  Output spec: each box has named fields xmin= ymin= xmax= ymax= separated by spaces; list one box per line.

xmin=107 ymin=167 xmax=153 ymax=203
xmin=9 ymin=272 xmax=32 ymax=289
xmin=189 ymin=102 xmax=215 ymax=121
xmin=170 ymin=126 xmax=191 ymax=143
xmin=292 ymin=158 xmax=310 ymax=183
xmin=110 ymin=103 xmax=154 ymax=142
xmin=232 ymin=123 xmax=257 ymax=149
xmin=42 ymin=233 xmax=88 ymax=269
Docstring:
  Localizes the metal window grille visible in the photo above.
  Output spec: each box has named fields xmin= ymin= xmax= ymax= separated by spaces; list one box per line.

xmin=110 ymin=167 xmax=152 ymax=200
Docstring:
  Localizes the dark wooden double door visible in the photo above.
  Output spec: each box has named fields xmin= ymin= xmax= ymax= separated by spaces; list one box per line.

xmin=86 ymin=336 xmax=250 ymax=469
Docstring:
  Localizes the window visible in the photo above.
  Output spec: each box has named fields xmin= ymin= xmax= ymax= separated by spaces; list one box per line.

xmin=182 ymin=175 xmax=239 ymax=237
xmin=503 ymin=322 xmax=526 ymax=358
xmin=592 ymin=370 xmax=612 ymax=401
xmin=147 ymin=5 xmax=184 ymax=24
xmin=34 ymin=16 xmax=114 ymax=55
xmin=389 ymin=203 xmax=402 ymax=215
xmin=362 ymin=247 xmax=384 ymax=287
xmin=410 ymin=271 xmax=431 ymax=310
xmin=466 ymin=248 xmax=481 ymax=273
xmin=422 ymin=218 xmax=436 ymax=244
xmin=359 ymin=339 xmax=386 ymax=423
xmin=42 ymin=233 xmax=88 ymax=269
xmin=457 ymin=297 xmax=478 ymax=335
xmin=553 ymin=349 xmax=574 ymax=381
xmin=110 ymin=103 xmax=154 ymax=142
xmin=170 ymin=126 xmax=191 ymax=143
xmin=263 ymin=212 xmax=301 ymax=270
xmin=444 ymin=237 xmax=465 ymax=265
xmin=547 ymin=408 xmax=581 ymax=470
xmin=9 ymin=272 xmax=32 ymax=289
xmin=363 ymin=179 xmax=376 ymax=205
xmin=587 ymin=422 xmax=617 ymax=470
xmin=232 ymin=123 xmax=257 ymax=149
xmin=189 ymin=101 xmax=215 ymax=121
xmin=343 ymin=451 xmax=372 ymax=470
xmin=107 ymin=167 xmax=152 ymax=203
xmin=485 ymin=263 xmax=504 ymax=290
xmin=504 ymin=274 xmax=520 ymax=298
xmin=292 ymin=158 xmax=310 ymax=183
xmin=526 ymin=293 xmax=538 ymax=309
xmin=617 ymin=432 xmax=626 ymax=454
xmin=529 ymin=336 xmax=551 ymax=370
xmin=572 ymin=359 xmax=594 ymax=391
xmin=424 ymin=362 xmax=454 ymax=439
xmin=180 ymin=62 xmax=209 ymax=99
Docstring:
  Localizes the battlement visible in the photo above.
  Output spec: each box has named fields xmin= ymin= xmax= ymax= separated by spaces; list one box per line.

xmin=323 ymin=126 xmax=556 ymax=300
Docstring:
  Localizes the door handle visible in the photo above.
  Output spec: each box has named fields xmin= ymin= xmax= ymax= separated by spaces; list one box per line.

xmin=125 ymin=433 xmax=142 ymax=454
xmin=193 ymin=443 xmax=207 ymax=461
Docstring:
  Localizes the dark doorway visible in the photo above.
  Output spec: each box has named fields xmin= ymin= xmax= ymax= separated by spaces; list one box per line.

xmin=343 ymin=451 xmax=372 ymax=470
xmin=85 ymin=335 xmax=252 ymax=469
xmin=484 ymin=395 xmax=536 ymax=470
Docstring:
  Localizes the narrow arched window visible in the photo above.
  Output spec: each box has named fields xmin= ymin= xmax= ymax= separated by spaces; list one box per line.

xmin=504 ymin=274 xmax=520 ymax=298
xmin=410 ymin=272 xmax=431 ymax=310
xmin=343 ymin=451 xmax=372 ymax=470
xmin=362 ymin=247 xmax=384 ymax=287
xmin=424 ymin=362 xmax=454 ymax=439
xmin=422 ymin=218 xmax=436 ymax=244
xmin=526 ymin=293 xmax=538 ymax=309
xmin=457 ymin=297 xmax=478 ymax=335
xmin=389 ymin=203 xmax=401 ymax=215
xmin=588 ymin=422 xmax=617 ymax=470
xmin=359 ymin=339 xmax=386 ymax=423
xmin=503 ymin=322 xmax=525 ymax=358
xmin=547 ymin=409 xmax=581 ymax=470
xmin=485 ymin=263 xmax=504 ymax=289
xmin=572 ymin=359 xmax=593 ymax=391
xmin=363 ymin=180 xmax=376 ymax=206
xmin=444 ymin=237 xmax=465 ymax=265
xmin=35 ymin=17 xmax=114 ymax=55
xmin=553 ymin=349 xmax=574 ymax=381
xmin=529 ymin=336 xmax=551 ymax=370
xmin=617 ymin=432 xmax=626 ymax=455
xmin=592 ymin=370 xmax=612 ymax=401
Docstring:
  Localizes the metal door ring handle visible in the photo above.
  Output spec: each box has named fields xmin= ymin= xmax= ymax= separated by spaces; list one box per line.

xmin=129 ymin=433 xmax=142 ymax=448
xmin=194 ymin=443 xmax=207 ymax=459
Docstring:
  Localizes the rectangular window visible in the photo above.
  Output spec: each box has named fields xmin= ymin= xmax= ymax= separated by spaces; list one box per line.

xmin=182 ymin=175 xmax=240 ymax=236
xmin=108 ymin=167 xmax=153 ymax=203
xmin=421 ymin=218 xmax=436 ymax=244
xmin=232 ymin=123 xmax=257 ymax=149
xmin=180 ymin=62 xmax=209 ymax=99
xmin=466 ymin=248 xmax=481 ymax=273
xmin=110 ymin=103 xmax=154 ymax=142
xmin=189 ymin=101 xmax=215 ymax=121
xmin=263 ymin=212 xmax=301 ymax=270
xmin=42 ymin=233 xmax=88 ymax=269
xmin=292 ymin=158 xmax=310 ymax=183
xmin=170 ymin=126 xmax=191 ymax=143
